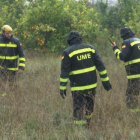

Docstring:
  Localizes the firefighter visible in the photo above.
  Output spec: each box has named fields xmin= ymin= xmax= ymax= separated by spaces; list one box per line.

xmin=60 ymin=31 xmax=112 ymax=127
xmin=0 ymin=25 xmax=25 ymax=93
xmin=111 ymin=27 xmax=140 ymax=112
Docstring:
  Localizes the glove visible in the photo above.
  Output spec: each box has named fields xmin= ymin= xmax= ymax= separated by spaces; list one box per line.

xmin=60 ymin=90 xmax=66 ymax=99
xmin=102 ymin=81 xmax=112 ymax=91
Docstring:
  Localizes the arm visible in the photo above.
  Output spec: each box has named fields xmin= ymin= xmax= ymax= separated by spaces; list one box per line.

xmin=60 ymin=51 xmax=71 ymax=98
xmin=111 ymin=42 xmax=131 ymax=61
xmin=94 ymin=50 xmax=111 ymax=91
xmin=17 ymin=39 xmax=25 ymax=73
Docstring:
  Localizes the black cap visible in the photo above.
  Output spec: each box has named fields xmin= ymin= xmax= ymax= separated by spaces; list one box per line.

xmin=120 ymin=27 xmax=135 ymax=38
xmin=67 ymin=31 xmax=82 ymax=45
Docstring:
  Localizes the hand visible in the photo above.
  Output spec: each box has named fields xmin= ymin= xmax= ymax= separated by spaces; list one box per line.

xmin=111 ymin=42 xmax=116 ymax=48
xmin=18 ymin=69 xmax=24 ymax=74
xmin=60 ymin=90 xmax=66 ymax=99
xmin=102 ymin=81 xmax=112 ymax=91
xmin=105 ymin=84 xmax=112 ymax=91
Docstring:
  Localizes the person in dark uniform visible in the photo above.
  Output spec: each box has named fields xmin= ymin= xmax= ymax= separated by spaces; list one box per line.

xmin=60 ymin=31 xmax=111 ymax=127
xmin=0 ymin=25 xmax=25 ymax=94
xmin=111 ymin=27 xmax=140 ymax=112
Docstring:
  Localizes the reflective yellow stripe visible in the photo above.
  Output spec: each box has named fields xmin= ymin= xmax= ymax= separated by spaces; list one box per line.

xmin=130 ymin=41 xmax=140 ymax=46
xmin=86 ymin=113 xmax=93 ymax=119
xmin=69 ymin=66 xmax=96 ymax=75
xmin=60 ymin=86 xmax=66 ymax=90
xmin=74 ymin=120 xmax=87 ymax=125
xmin=71 ymin=83 xmax=97 ymax=91
xmin=99 ymin=70 xmax=107 ymax=75
xmin=19 ymin=63 xmax=25 ymax=67
xmin=101 ymin=77 xmax=109 ymax=82
xmin=19 ymin=57 xmax=25 ymax=61
xmin=124 ymin=58 xmax=140 ymax=66
xmin=0 ymin=66 xmax=4 ymax=69
xmin=0 ymin=66 xmax=18 ymax=71
xmin=0 ymin=55 xmax=18 ymax=60
xmin=114 ymin=49 xmax=121 ymax=59
xmin=69 ymin=48 xmax=95 ymax=58
xmin=127 ymin=74 xmax=140 ymax=79
xmin=114 ymin=49 xmax=121 ymax=55
xmin=60 ymin=78 xmax=69 ymax=82
xmin=0 ymin=44 xmax=17 ymax=47
xmin=1 ymin=93 xmax=6 ymax=96
xmin=0 ymin=44 xmax=5 ymax=47
xmin=129 ymin=108 xmax=140 ymax=112
xmin=7 ymin=68 xmax=18 ymax=71
xmin=117 ymin=52 xmax=120 ymax=59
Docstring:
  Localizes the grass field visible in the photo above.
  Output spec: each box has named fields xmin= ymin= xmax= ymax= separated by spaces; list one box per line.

xmin=0 ymin=51 xmax=140 ymax=140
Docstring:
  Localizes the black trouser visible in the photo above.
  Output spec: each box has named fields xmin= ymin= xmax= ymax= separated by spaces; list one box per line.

xmin=0 ymin=69 xmax=16 ymax=92
xmin=126 ymin=78 xmax=140 ymax=110
xmin=72 ymin=89 xmax=96 ymax=125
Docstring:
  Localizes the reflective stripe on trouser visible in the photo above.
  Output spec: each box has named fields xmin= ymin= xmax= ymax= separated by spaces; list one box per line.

xmin=86 ymin=113 xmax=93 ymax=119
xmin=72 ymin=90 xmax=96 ymax=124
xmin=74 ymin=120 xmax=87 ymax=125
xmin=129 ymin=108 xmax=140 ymax=113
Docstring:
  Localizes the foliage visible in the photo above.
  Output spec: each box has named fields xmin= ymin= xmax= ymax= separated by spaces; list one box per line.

xmin=96 ymin=0 xmax=140 ymax=33
xmin=122 ymin=1 xmax=140 ymax=37
xmin=0 ymin=0 xmax=26 ymax=30
xmin=14 ymin=0 xmax=101 ymax=53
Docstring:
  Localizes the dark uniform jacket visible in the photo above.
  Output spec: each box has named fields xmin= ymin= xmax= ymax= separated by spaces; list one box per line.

xmin=60 ymin=31 xmax=111 ymax=93
xmin=113 ymin=27 xmax=140 ymax=79
xmin=0 ymin=35 xmax=25 ymax=71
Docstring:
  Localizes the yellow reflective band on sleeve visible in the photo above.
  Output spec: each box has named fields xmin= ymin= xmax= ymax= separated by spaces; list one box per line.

xmin=60 ymin=86 xmax=66 ymax=90
xmin=127 ymin=74 xmax=140 ymax=79
xmin=60 ymin=78 xmax=69 ymax=82
xmin=86 ymin=113 xmax=93 ymax=119
xmin=0 ymin=56 xmax=5 ymax=59
xmin=0 ymin=55 xmax=18 ymax=60
xmin=69 ymin=48 xmax=95 ymax=58
xmin=0 ymin=44 xmax=17 ymax=47
xmin=19 ymin=57 xmax=25 ymax=61
xmin=74 ymin=120 xmax=87 ymax=125
xmin=130 ymin=41 xmax=140 ymax=46
xmin=117 ymin=52 xmax=120 ymax=59
xmin=71 ymin=83 xmax=97 ymax=91
xmin=101 ymin=77 xmax=109 ymax=82
xmin=129 ymin=108 xmax=140 ymax=112
xmin=19 ymin=63 xmax=25 ymax=67
xmin=0 ymin=66 xmax=4 ymax=69
xmin=98 ymin=70 xmax=107 ymax=75
xmin=114 ymin=49 xmax=121 ymax=59
xmin=0 ymin=44 xmax=5 ymax=47
xmin=7 ymin=67 xmax=18 ymax=71
xmin=124 ymin=58 xmax=140 ymax=66
xmin=69 ymin=66 xmax=96 ymax=75
xmin=114 ymin=49 xmax=121 ymax=55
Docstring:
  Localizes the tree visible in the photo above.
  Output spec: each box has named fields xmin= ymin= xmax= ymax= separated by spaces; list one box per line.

xmin=123 ymin=1 xmax=140 ymax=36
xmin=0 ymin=0 xmax=26 ymax=30
xmin=16 ymin=0 xmax=101 ymax=52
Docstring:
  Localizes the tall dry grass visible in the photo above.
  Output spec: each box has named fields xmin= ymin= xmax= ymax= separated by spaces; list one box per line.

xmin=0 ymin=52 xmax=140 ymax=140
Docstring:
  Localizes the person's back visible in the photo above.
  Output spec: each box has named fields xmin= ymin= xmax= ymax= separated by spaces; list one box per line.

xmin=60 ymin=31 xmax=111 ymax=127
xmin=64 ymin=43 xmax=98 ymax=91
xmin=111 ymin=27 xmax=140 ymax=112
xmin=122 ymin=37 xmax=140 ymax=78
